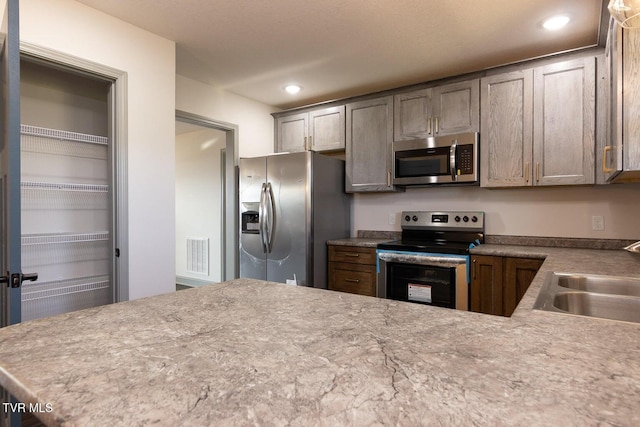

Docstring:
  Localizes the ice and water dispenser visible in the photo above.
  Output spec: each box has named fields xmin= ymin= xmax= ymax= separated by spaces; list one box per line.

xmin=241 ymin=202 xmax=260 ymax=234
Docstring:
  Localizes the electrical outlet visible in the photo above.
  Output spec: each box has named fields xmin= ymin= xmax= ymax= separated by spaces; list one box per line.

xmin=592 ymin=215 xmax=605 ymax=231
xmin=388 ymin=213 xmax=396 ymax=225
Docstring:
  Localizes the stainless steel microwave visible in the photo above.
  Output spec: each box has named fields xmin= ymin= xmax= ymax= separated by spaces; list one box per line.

xmin=393 ymin=132 xmax=479 ymax=186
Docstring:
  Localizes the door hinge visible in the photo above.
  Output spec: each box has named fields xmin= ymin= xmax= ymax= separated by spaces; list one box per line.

xmin=115 ymin=248 xmax=120 ymax=258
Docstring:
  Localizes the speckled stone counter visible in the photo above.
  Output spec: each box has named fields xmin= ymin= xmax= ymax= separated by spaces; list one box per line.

xmin=1 ymin=248 xmax=640 ymax=426
xmin=326 ymin=237 xmax=392 ymax=247
xmin=327 ymin=230 xmax=400 ymax=247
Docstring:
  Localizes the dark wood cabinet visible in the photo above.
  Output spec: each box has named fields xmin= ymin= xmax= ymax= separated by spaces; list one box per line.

xmin=328 ymin=245 xmax=377 ymax=297
xmin=471 ymin=255 xmax=543 ymax=317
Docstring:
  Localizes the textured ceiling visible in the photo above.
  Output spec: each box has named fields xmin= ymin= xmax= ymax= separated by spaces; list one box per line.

xmin=75 ymin=0 xmax=604 ymax=109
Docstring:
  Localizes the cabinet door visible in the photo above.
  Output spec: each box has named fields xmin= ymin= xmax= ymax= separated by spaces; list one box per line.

xmin=346 ymin=96 xmax=399 ymax=192
xmin=275 ymin=112 xmax=307 ymax=153
xmin=470 ymin=255 xmax=503 ymax=316
xmin=533 ymin=58 xmax=596 ymax=185
xmin=431 ymin=79 xmax=479 ymax=136
xmin=309 ymin=106 xmax=345 ymax=152
xmin=503 ymin=257 xmax=543 ymax=317
xmin=623 ymin=27 xmax=640 ymax=174
xmin=393 ymin=88 xmax=431 ymax=140
xmin=480 ymin=70 xmax=533 ymax=187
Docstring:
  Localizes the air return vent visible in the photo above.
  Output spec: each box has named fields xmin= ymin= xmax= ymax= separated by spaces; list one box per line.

xmin=186 ymin=237 xmax=209 ymax=275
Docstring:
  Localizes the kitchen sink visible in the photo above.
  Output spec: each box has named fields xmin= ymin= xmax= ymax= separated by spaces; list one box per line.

xmin=556 ymin=274 xmax=640 ymax=297
xmin=553 ymin=292 xmax=640 ymax=323
xmin=533 ymin=272 xmax=640 ymax=324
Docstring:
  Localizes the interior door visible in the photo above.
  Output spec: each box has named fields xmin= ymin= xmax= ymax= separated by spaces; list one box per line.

xmin=1 ymin=0 xmax=27 ymax=329
xmin=1 ymin=3 xmax=31 ymax=426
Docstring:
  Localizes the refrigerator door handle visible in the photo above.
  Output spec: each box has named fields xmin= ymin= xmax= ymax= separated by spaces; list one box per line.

xmin=265 ymin=182 xmax=276 ymax=253
xmin=259 ymin=183 xmax=268 ymax=253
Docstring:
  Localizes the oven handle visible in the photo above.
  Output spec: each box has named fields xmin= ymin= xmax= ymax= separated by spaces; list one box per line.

xmin=450 ymin=139 xmax=458 ymax=182
xmin=376 ymin=249 xmax=472 ymax=284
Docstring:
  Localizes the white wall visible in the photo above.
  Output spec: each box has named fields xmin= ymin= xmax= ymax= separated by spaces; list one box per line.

xmin=175 ymin=128 xmax=225 ymax=283
xmin=21 ymin=60 xmax=109 ymax=135
xmin=176 ymin=75 xmax=277 ymax=158
xmin=354 ymin=184 xmax=640 ymax=240
xmin=20 ymin=0 xmax=176 ymax=300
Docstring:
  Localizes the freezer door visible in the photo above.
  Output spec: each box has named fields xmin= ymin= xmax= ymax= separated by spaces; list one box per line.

xmin=266 ymin=152 xmax=309 ymax=284
xmin=239 ymin=157 xmax=267 ymax=280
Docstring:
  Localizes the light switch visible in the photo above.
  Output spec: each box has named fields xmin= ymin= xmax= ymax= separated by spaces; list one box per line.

xmin=388 ymin=213 xmax=396 ymax=225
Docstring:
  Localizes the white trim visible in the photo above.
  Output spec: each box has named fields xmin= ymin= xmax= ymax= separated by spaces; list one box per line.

xmin=175 ymin=110 xmax=239 ymax=281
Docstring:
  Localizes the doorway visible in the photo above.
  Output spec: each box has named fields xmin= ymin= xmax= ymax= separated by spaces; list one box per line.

xmin=20 ymin=58 xmax=112 ymax=321
xmin=175 ymin=111 xmax=238 ymax=288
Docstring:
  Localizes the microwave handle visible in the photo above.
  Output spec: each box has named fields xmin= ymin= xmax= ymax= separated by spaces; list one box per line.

xmin=449 ymin=139 xmax=458 ymax=182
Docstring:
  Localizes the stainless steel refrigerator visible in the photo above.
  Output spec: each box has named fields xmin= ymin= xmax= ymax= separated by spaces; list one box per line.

xmin=239 ymin=151 xmax=351 ymax=288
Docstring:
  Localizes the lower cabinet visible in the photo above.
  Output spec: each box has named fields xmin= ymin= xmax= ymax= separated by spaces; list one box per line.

xmin=470 ymin=255 xmax=543 ymax=317
xmin=328 ymin=245 xmax=377 ymax=297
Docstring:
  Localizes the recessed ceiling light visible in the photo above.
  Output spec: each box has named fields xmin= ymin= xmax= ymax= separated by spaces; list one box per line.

xmin=284 ymin=84 xmax=302 ymax=94
xmin=543 ymin=15 xmax=570 ymax=31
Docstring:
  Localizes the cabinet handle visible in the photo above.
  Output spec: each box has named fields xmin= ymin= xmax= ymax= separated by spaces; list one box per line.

xmin=387 ymin=170 xmax=392 ymax=187
xmin=525 ymin=163 xmax=530 ymax=183
xmin=344 ymin=253 xmax=360 ymax=257
xmin=435 ymin=117 xmax=439 ymax=134
xmin=304 ymin=136 xmax=308 ymax=150
xmin=536 ymin=162 xmax=540 ymax=183
xmin=603 ymin=146 xmax=614 ymax=173
xmin=472 ymin=258 xmax=477 ymax=280
xmin=427 ymin=117 xmax=432 ymax=134
xmin=345 ymin=278 xmax=360 ymax=283
xmin=308 ymin=135 xmax=313 ymax=150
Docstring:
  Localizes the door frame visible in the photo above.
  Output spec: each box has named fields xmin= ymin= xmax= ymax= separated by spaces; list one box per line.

xmin=19 ymin=41 xmax=130 ymax=302
xmin=176 ymin=110 xmax=239 ymax=280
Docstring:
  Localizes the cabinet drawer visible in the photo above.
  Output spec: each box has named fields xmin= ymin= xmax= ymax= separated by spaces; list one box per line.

xmin=328 ymin=245 xmax=376 ymax=265
xmin=328 ymin=262 xmax=376 ymax=297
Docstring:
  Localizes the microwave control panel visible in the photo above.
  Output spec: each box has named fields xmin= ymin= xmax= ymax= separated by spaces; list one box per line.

xmin=457 ymin=144 xmax=474 ymax=175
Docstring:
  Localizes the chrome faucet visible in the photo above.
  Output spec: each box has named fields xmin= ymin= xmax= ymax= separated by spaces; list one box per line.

xmin=624 ymin=241 xmax=640 ymax=253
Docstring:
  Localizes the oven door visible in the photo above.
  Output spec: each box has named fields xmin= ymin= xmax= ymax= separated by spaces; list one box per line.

xmin=377 ymin=251 xmax=469 ymax=310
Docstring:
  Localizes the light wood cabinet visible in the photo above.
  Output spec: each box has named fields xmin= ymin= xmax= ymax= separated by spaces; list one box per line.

xmin=275 ymin=105 xmax=345 ymax=153
xmin=328 ymin=245 xmax=377 ymax=297
xmin=394 ymin=79 xmax=479 ymax=141
xmin=275 ymin=112 xmax=307 ymax=153
xmin=470 ymin=255 xmax=543 ymax=317
xmin=481 ymin=57 xmax=596 ymax=188
xmin=604 ymin=22 xmax=640 ymax=182
xmin=480 ymin=70 xmax=533 ymax=187
xmin=345 ymin=96 xmax=401 ymax=192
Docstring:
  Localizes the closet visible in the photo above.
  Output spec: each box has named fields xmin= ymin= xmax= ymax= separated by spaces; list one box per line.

xmin=20 ymin=59 xmax=113 ymax=321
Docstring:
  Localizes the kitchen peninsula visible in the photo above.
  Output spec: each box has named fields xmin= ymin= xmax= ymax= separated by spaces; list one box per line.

xmin=1 ymin=247 xmax=640 ymax=426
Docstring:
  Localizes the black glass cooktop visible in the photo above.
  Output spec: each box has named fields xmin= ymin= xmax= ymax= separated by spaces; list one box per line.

xmin=377 ymin=230 xmax=484 ymax=255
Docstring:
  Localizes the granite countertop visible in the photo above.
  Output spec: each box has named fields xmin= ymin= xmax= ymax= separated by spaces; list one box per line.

xmin=326 ymin=237 xmax=392 ymax=247
xmin=1 ymin=248 xmax=640 ymax=426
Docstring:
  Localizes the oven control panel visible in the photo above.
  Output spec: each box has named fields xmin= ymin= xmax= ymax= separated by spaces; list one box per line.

xmin=401 ymin=211 xmax=484 ymax=230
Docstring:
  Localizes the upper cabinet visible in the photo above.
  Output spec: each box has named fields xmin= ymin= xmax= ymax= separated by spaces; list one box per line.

xmin=274 ymin=105 xmax=345 ymax=153
xmin=481 ymin=57 xmax=596 ymax=188
xmin=480 ymin=70 xmax=533 ymax=187
xmin=394 ymin=79 xmax=479 ymax=141
xmin=605 ymin=22 xmax=640 ymax=183
xmin=345 ymin=96 xmax=401 ymax=192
